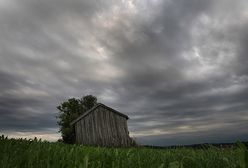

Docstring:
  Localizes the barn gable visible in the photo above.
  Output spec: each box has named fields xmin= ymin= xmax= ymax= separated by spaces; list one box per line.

xmin=70 ymin=103 xmax=128 ymax=126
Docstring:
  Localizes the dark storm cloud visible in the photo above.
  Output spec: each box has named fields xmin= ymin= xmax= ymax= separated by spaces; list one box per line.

xmin=0 ymin=0 xmax=247 ymax=144
xmin=0 ymin=70 xmax=56 ymax=132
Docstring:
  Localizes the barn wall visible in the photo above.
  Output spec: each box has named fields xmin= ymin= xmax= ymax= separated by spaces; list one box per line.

xmin=75 ymin=106 xmax=131 ymax=147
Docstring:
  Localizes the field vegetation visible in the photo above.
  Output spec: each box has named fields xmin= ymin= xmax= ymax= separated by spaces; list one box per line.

xmin=0 ymin=135 xmax=247 ymax=168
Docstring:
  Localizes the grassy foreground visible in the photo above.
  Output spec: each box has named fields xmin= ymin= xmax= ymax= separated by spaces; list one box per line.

xmin=0 ymin=136 xmax=247 ymax=168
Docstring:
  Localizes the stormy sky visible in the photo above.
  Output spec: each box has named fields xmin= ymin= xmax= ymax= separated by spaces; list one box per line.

xmin=0 ymin=0 xmax=248 ymax=146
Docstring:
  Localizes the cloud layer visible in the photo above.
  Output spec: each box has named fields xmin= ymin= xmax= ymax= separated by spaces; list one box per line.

xmin=0 ymin=0 xmax=248 ymax=145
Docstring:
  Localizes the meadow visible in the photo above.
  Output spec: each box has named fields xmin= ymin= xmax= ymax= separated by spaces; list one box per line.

xmin=0 ymin=135 xmax=247 ymax=168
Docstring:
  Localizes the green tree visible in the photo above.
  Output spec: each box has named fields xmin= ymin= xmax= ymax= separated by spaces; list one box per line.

xmin=57 ymin=95 xmax=97 ymax=143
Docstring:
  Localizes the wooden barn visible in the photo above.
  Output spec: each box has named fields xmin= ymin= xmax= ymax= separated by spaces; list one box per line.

xmin=70 ymin=103 xmax=132 ymax=147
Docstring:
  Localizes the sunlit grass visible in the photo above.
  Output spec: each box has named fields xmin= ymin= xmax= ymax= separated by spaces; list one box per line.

xmin=0 ymin=135 xmax=247 ymax=168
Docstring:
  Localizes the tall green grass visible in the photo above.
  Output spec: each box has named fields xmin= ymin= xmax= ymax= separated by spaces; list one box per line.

xmin=0 ymin=135 xmax=247 ymax=168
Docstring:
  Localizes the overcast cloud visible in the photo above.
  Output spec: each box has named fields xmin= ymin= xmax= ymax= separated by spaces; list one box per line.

xmin=0 ymin=0 xmax=248 ymax=145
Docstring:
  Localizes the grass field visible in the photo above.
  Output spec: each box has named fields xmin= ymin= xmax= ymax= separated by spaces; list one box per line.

xmin=0 ymin=135 xmax=247 ymax=168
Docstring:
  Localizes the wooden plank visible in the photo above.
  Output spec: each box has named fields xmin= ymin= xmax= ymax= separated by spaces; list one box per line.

xmin=76 ymin=122 xmax=79 ymax=144
xmin=81 ymin=118 xmax=85 ymax=144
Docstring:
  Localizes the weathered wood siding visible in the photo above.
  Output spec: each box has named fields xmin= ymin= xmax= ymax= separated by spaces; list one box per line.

xmin=75 ymin=106 xmax=131 ymax=147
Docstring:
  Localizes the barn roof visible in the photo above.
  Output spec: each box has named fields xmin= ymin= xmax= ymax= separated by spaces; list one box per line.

xmin=70 ymin=103 xmax=129 ymax=126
